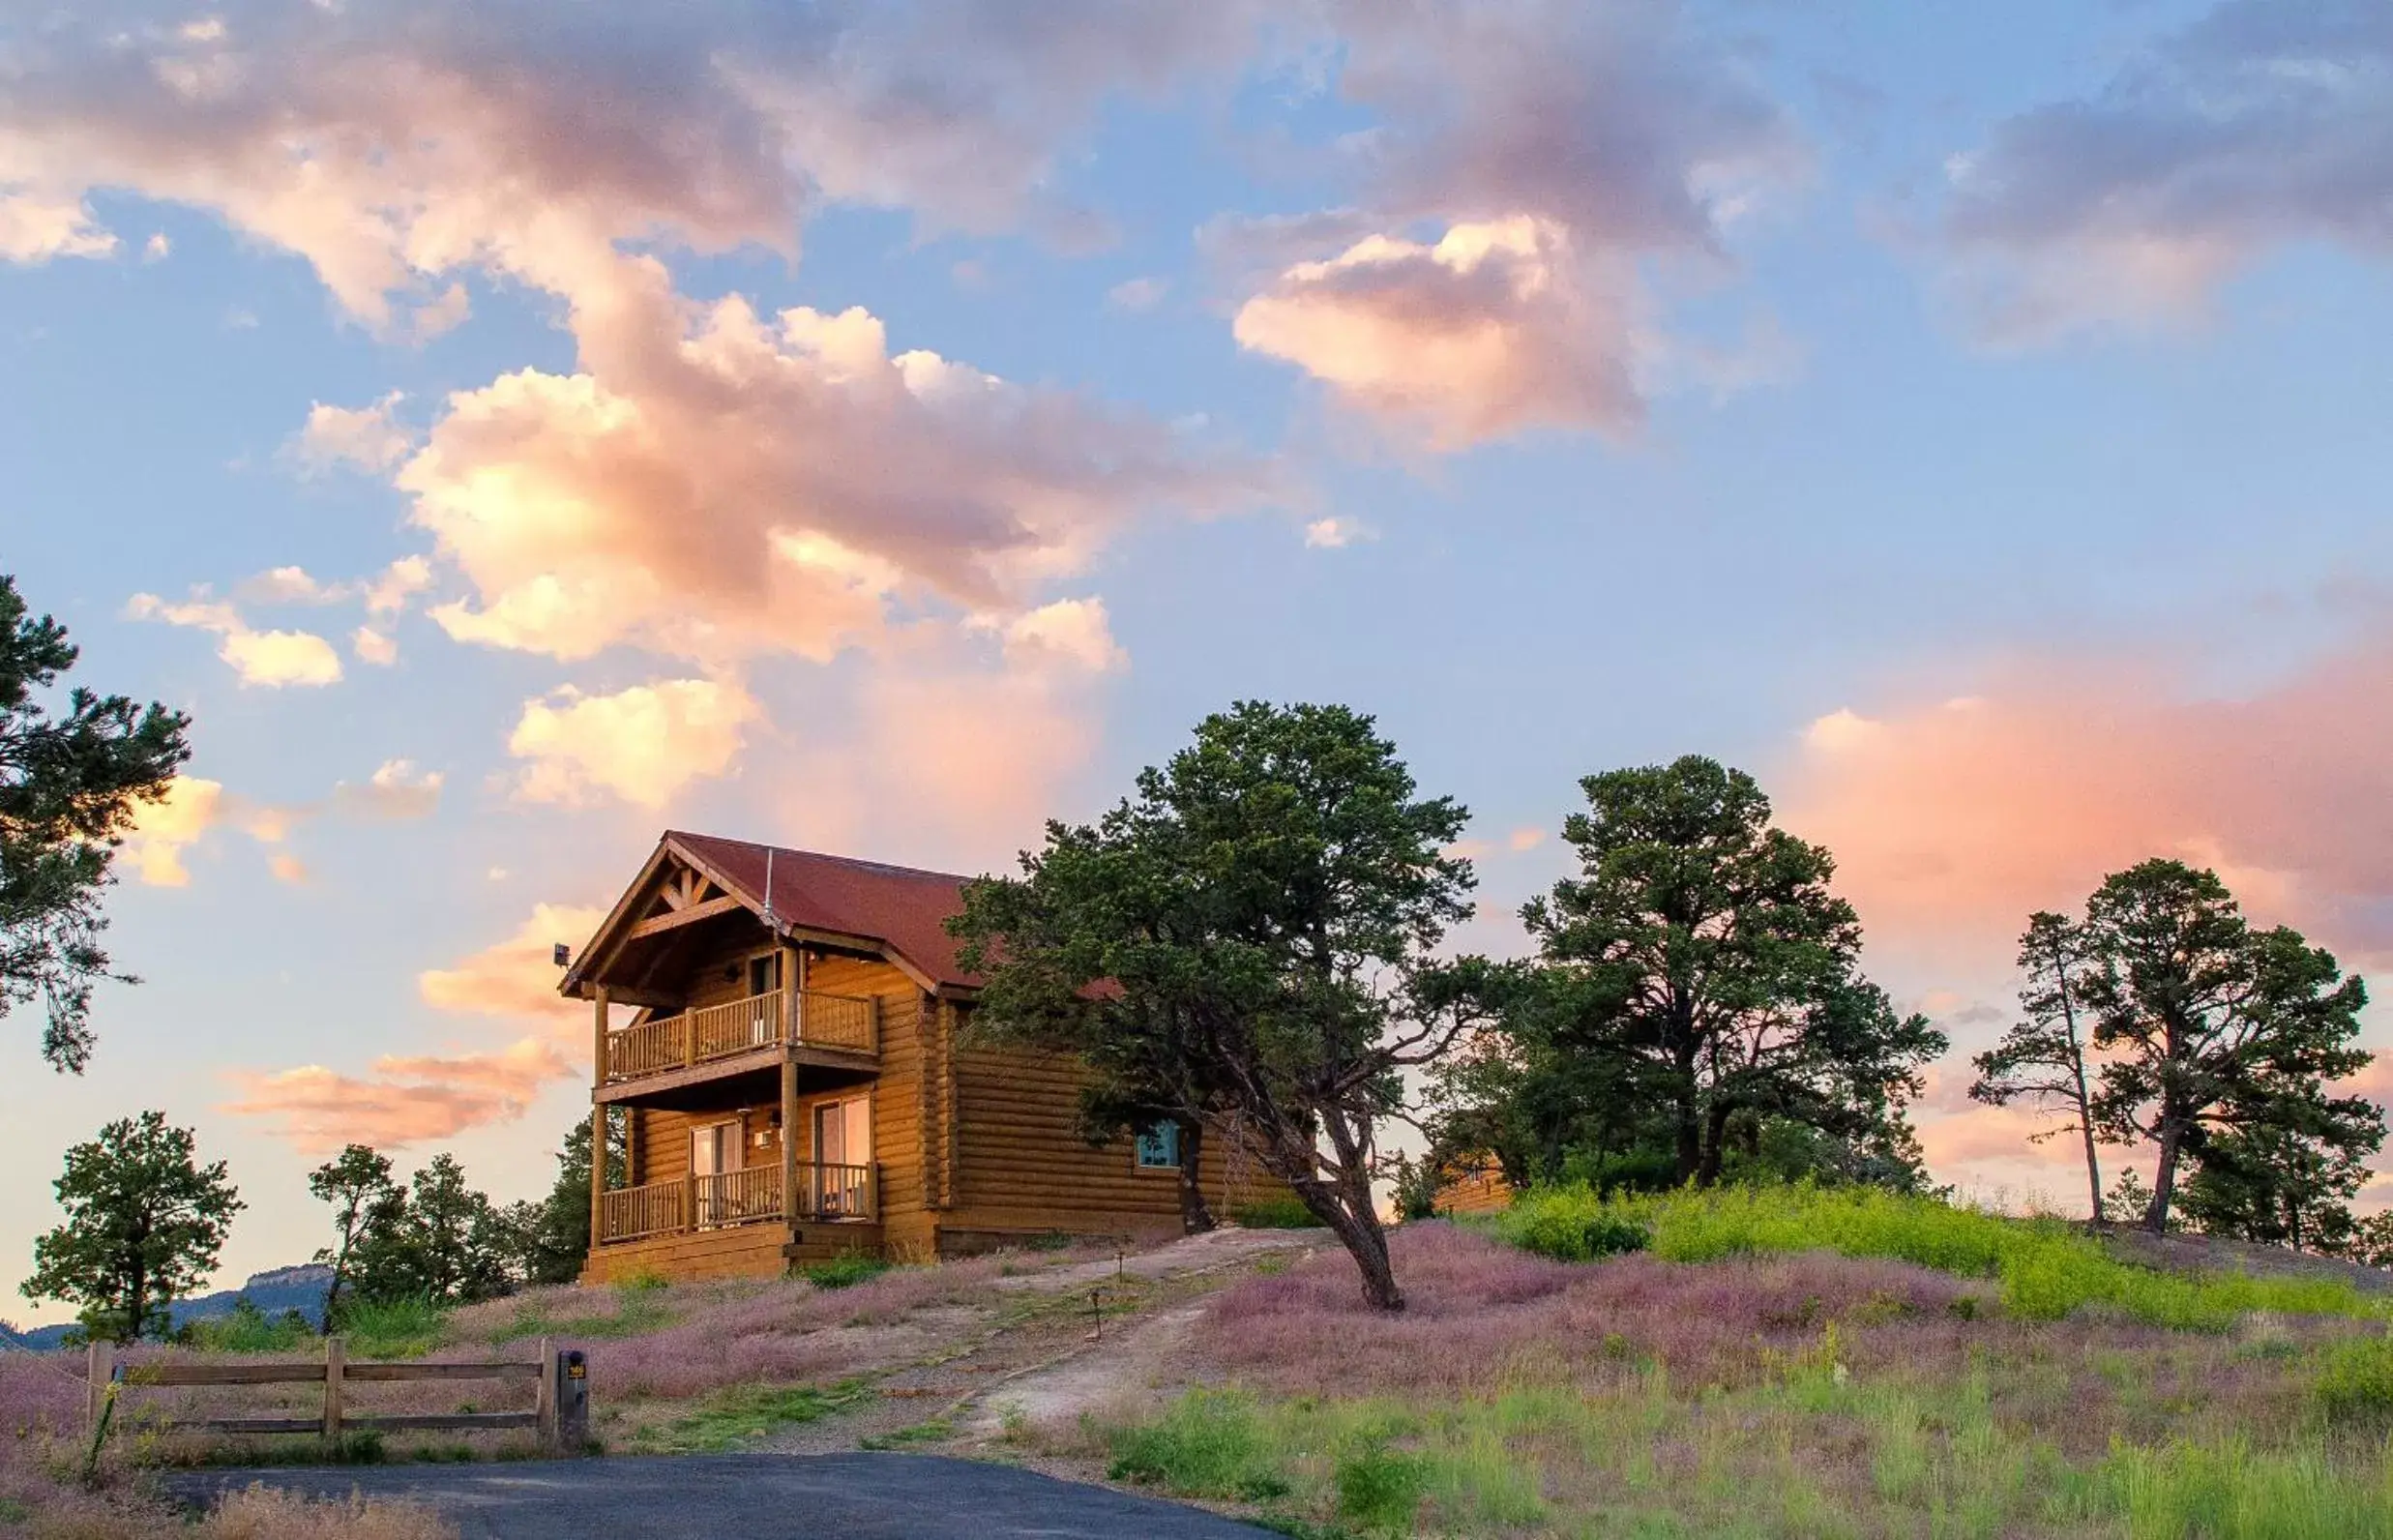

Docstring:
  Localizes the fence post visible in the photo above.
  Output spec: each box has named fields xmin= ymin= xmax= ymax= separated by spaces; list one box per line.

xmin=534 ymin=1336 xmax=557 ymax=1453
xmin=86 ymin=1340 xmax=113 ymax=1436
xmin=322 ymin=1335 xmax=345 ymax=1442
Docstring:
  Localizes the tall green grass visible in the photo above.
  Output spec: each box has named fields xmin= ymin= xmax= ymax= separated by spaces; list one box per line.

xmin=1102 ymin=1377 xmax=2393 ymax=1539
xmin=1490 ymin=1182 xmax=2390 ymax=1330
xmin=336 ymin=1296 xmax=449 ymax=1358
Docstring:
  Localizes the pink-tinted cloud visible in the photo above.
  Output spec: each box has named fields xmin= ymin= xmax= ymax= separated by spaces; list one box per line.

xmin=417 ymin=903 xmax=606 ymax=1034
xmin=1235 ymin=217 xmax=1642 ymax=448
xmin=222 ymin=1039 xmax=573 ymax=1155
xmin=1782 ymin=629 xmax=2393 ymax=968
xmin=1226 ymin=0 xmax=1804 ymax=448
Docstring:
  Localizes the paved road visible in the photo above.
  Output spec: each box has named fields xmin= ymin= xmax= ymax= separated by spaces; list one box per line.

xmin=162 ymin=1452 xmax=1274 ymax=1538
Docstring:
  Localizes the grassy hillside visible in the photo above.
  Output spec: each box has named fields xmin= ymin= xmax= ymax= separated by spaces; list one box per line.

xmin=1075 ymin=1192 xmax=2393 ymax=1537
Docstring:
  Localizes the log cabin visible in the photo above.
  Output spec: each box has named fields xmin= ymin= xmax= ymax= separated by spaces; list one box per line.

xmin=565 ymin=832 xmax=1283 ymax=1283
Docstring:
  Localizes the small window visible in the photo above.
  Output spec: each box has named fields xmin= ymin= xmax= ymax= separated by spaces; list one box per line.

xmin=1134 ymin=1119 xmax=1179 ymax=1170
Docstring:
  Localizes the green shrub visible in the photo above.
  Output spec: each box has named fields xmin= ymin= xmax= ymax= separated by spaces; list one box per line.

xmin=1334 ymin=1440 xmax=1430 ymax=1534
xmin=1108 ymin=1389 xmax=1291 ymax=1501
xmin=2317 ymin=1335 xmax=2393 ymax=1425
xmin=800 ymin=1252 xmax=894 ymax=1289
xmin=1491 ymin=1182 xmax=2391 ymax=1331
xmin=184 ymin=1298 xmax=316 ymax=1353
xmin=338 ymin=1295 xmax=449 ymax=1358
xmin=1230 ymin=1197 xmax=1319 ymax=1230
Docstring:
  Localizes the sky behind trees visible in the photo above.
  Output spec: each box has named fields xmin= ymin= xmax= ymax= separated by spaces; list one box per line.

xmin=4 ymin=0 xmax=2390 ymax=1318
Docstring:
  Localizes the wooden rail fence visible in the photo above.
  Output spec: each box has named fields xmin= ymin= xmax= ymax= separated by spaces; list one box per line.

xmin=87 ymin=1336 xmax=589 ymax=1454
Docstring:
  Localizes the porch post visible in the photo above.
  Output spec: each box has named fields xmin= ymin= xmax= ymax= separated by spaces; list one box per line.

xmin=780 ymin=944 xmax=800 ymax=1229
xmin=589 ymin=987 xmax=609 ymax=1250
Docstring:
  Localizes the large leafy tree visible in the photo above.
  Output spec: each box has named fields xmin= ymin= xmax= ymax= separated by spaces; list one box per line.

xmin=307 ymin=1144 xmax=402 ymax=1326
xmin=2176 ymin=1111 xmax=2381 ymax=1252
xmin=1511 ymin=757 xmax=1944 ymax=1189
xmin=21 ymin=1111 xmax=243 ymax=1341
xmin=954 ymin=701 xmax=1488 ymax=1311
xmin=0 ymin=576 xmax=191 ymax=1071
xmin=2080 ymin=859 xmax=2378 ymax=1234
xmin=1969 ymin=912 xmax=2106 ymax=1222
xmin=955 ymin=819 xmax=1238 ymax=1235
xmin=346 ymin=1153 xmax=520 ymax=1306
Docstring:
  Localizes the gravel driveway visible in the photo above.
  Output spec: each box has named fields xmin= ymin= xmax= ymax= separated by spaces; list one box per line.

xmin=162 ymin=1452 xmax=1272 ymax=1538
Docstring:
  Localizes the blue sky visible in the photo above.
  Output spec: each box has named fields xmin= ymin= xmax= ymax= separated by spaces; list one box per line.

xmin=5 ymin=0 xmax=2391 ymax=1318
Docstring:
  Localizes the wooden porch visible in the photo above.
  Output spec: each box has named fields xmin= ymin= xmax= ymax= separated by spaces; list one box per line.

xmin=596 ymin=1160 xmax=879 ymax=1244
xmin=594 ymin=987 xmax=879 ymax=1099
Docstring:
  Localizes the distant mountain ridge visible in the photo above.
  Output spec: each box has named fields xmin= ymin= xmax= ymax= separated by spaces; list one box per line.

xmin=0 ymin=1264 xmax=331 ymax=1350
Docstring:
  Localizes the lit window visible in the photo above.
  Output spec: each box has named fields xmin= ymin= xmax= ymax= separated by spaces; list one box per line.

xmin=1135 ymin=1119 xmax=1179 ymax=1170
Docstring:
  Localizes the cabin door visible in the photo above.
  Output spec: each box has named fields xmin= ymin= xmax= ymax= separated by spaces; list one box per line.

xmin=691 ymin=1120 xmax=739 ymax=1228
xmin=745 ymin=953 xmax=783 ymax=1047
xmin=812 ymin=1098 xmax=872 ymax=1217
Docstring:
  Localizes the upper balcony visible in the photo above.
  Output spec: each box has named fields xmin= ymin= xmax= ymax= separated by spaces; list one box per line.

xmin=595 ymin=987 xmax=880 ymax=1104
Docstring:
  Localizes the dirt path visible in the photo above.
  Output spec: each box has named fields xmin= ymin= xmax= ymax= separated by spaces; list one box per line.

xmin=756 ymin=1228 xmax=1321 ymax=1456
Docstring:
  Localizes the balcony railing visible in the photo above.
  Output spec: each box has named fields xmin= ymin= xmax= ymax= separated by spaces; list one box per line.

xmin=595 ymin=1162 xmax=878 ymax=1244
xmin=602 ymin=988 xmax=878 ymax=1084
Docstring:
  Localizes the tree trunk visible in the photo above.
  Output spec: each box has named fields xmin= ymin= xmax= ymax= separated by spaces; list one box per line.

xmin=1175 ymin=1117 xmax=1216 ymax=1235
xmin=2053 ymin=939 xmax=2104 ymax=1226
xmin=1290 ymin=1175 xmax=1403 ymax=1310
xmin=2079 ymin=1116 xmax=2106 ymax=1228
xmin=2146 ymin=1120 xmax=2184 ymax=1234
xmin=1694 ymin=1102 xmax=1733 ymax=1188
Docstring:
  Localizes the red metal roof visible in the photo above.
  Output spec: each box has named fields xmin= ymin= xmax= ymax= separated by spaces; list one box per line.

xmin=665 ymin=831 xmax=982 ymax=990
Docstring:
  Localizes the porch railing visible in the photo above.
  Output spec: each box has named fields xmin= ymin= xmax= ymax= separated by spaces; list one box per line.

xmin=595 ymin=1162 xmax=879 ymax=1244
xmin=602 ymin=988 xmax=879 ymax=1083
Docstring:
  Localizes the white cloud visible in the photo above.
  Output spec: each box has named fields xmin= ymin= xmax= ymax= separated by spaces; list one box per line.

xmin=141 ymin=231 xmax=170 ymax=261
xmin=509 ymin=678 xmax=759 ymax=807
xmin=291 ymin=392 xmax=413 ymax=474
xmin=1106 ymin=276 xmax=1169 ymax=311
xmin=399 ymin=279 xmax=1263 ymax=669
xmin=237 ymin=566 xmax=333 ymax=605
xmin=122 ymin=776 xmax=227 ymax=887
xmin=1303 ymin=517 xmax=1372 ymax=548
xmin=352 ymin=626 xmax=398 ymax=666
xmin=0 ymin=192 xmax=116 ymax=262
xmin=364 ymin=556 xmax=431 ymax=615
xmin=127 ymin=589 xmax=344 ymax=688
xmin=994 ymin=597 xmax=1129 ymax=674
xmin=332 ymin=759 xmax=444 ymax=820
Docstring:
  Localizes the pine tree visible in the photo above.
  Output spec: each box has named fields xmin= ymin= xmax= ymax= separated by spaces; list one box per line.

xmin=2081 ymin=860 xmax=2378 ymax=1234
xmin=0 ymin=576 xmax=191 ymax=1071
xmin=1970 ymin=912 xmax=2106 ymax=1221
xmin=21 ymin=1112 xmax=242 ymax=1340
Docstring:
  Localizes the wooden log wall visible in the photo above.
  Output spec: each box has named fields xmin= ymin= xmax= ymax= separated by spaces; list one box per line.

xmin=948 ymin=1019 xmax=1290 ymax=1238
